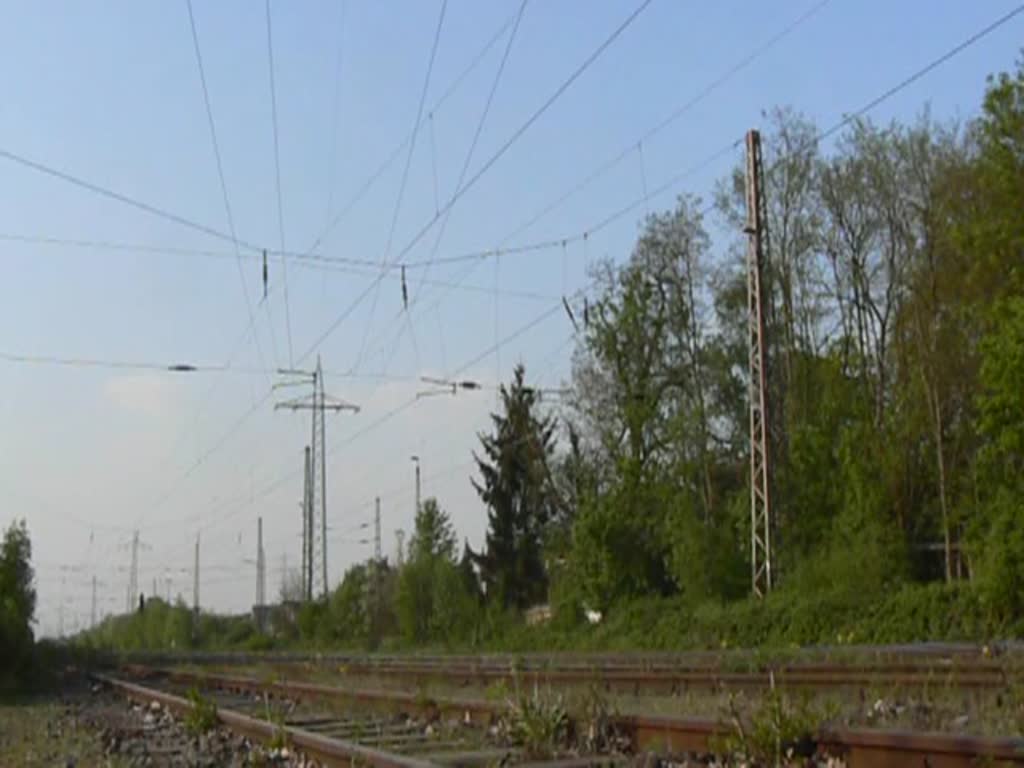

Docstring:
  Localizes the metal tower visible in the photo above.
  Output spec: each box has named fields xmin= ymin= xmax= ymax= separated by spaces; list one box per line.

xmin=302 ymin=446 xmax=312 ymax=601
xmin=193 ymin=533 xmax=200 ymax=617
xmin=127 ymin=530 xmax=139 ymax=612
xmin=395 ymin=529 xmax=406 ymax=568
xmin=745 ymin=129 xmax=773 ymax=597
xmin=256 ymin=516 xmax=266 ymax=609
xmin=276 ymin=356 xmax=359 ymax=600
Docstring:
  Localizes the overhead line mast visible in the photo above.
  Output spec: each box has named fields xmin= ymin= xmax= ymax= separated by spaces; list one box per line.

xmin=745 ymin=129 xmax=773 ymax=598
xmin=276 ymin=357 xmax=359 ymax=599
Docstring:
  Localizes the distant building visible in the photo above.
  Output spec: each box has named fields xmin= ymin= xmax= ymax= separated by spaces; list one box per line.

xmin=524 ymin=604 xmax=552 ymax=626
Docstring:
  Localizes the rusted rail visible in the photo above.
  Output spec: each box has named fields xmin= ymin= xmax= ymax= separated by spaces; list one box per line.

xmin=131 ymin=666 xmax=1024 ymax=768
xmin=95 ymin=673 xmax=438 ymax=768
xmin=317 ymin=658 xmax=1008 ymax=691
xmin=135 ymin=655 xmax=1013 ymax=694
xmin=120 ymin=642 xmax=1020 ymax=670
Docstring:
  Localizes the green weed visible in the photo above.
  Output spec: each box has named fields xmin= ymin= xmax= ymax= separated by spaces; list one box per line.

xmin=505 ymin=684 xmax=570 ymax=759
xmin=184 ymin=687 xmax=218 ymax=737
xmin=713 ymin=684 xmax=836 ymax=767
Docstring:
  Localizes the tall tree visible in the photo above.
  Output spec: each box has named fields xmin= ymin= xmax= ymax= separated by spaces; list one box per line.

xmin=396 ymin=498 xmax=476 ymax=644
xmin=0 ymin=519 xmax=35 ymax=687
xmin=408 ymin=497 xmax=457 ymax=562
xmin=473 ymin=364 xmax=558 ymax=611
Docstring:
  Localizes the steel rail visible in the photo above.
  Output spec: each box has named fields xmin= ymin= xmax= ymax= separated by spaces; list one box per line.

xmin=94 ymin=673 xmax=439 ymax=768
xmin=121 ymin=650 xmax=1015 ymax=692
xmin=130 ymin=666 xmax=1024 ymax=767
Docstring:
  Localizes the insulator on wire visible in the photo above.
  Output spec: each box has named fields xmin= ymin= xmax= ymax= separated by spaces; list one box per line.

xmin=401 ymin=265 xmax=409 ymax=310
xmin=262 ymin=249 xmax=269 ymax=301
xmin=562 ymin=296 xmax=578 ymax=332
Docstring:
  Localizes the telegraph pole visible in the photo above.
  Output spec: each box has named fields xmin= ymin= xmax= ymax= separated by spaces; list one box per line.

xmin=192 ymin=533 xmax=200 ymax=619
xmin=276 ymin=357 xmax=359 ymax=600
xmin=411 ymin=455 xmax=421 ymax=519
xmin=374 ymin=498 xmax=382 ymax=566
xmin=745 ymin=129 xmax=773 ymax=597
xmin=368 ymin=497 xmax=382 ymax=646
xmin=256 ymin=516 xmax=266 ymax=610
xmin=91 ymin=575 xmax=97 ymax=629
xmin=127 ymin=530 xmax=140 ymax=613
xmin=302 ymin=446 xmax=311 ymax=601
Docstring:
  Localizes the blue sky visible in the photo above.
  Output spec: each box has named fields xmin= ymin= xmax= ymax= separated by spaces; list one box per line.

xmin=0 ymin=0 xmax=1020 ymax=635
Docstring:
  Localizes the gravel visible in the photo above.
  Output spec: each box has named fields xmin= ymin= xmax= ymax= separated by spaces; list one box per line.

xmin=9 ymin=676 xmax=321 ymax=767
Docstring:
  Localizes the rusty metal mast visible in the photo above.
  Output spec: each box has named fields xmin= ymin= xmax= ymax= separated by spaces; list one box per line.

xmin=745 ymin=129 xmax=773 ymax=597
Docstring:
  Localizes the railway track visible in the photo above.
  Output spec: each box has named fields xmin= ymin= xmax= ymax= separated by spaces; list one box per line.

xmin=106 ymin=665 xmax=1024 ymax=767
xmin=124 ymin=646 xmax=1020 ymax=694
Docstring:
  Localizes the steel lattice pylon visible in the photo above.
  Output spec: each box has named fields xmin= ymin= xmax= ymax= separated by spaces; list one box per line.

xmin=745 ymin=130 xmax=773 ymax=598
xmin=276 ymin=356 xmax=359 ymax=603
xmin=311 ymin=361 xmax=327 ymax=599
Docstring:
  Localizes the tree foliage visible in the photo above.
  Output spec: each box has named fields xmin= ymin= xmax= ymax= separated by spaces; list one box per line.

xmin=473 ymin=364 xmax=559 ymax=611
xmin=77 ymin=56 xmax=1024 ymax=655
xmin=0 ymin=519 xmax=36 ymax=688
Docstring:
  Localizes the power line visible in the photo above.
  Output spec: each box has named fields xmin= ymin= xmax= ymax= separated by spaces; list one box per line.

xmin=2 ymin=231 xmax=562 ymax=300
xmin=354 ymin=0 xmax=449 ymax=372
xmin=310 ymin=1 xmax=1024 ymax=461
xmin=144 ymin=280 xmax=592 ymax=574
xmin=692 ymin=1 xmax=1024 ymax=221
xmin=300 ymin=0 xmax=653 ymax=365
xmin=185 ymin=0 xmax=276 ymax=372
xmin=500 ymin=0 xmax=834 ymax=246
xmin=363 ymin=0 xmax=1022 ymax=365
xmin=394 ymin=0 xmax=655 ymax=266
xmin=0 ymin=231 xmax=570 ymax=272
xmin=388 ymin=0 xmax=834 ymax=340
xmin=266 ymin=0 xmax=295 ymax=366
xmin=0 ymin=350 xmax=227 ymax=373
xmin=817 ymin=2 xmax=1024 ymax=145
xmin=325 ymin=0 xmax=348 ymax=229
xmin=304 ymin=9 xmax=518 ymax=258
xmin=0 ymin=149 xmax=262 ymax=252
xmin=411 ymin=0 xmax=530 ymax=303
xmin=360 ymin=137 xmax=737 ymax=378
xmin=102 ymin=0 xmax=1024 ymax=577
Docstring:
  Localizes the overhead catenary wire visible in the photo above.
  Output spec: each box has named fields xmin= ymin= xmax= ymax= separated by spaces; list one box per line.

xmin=349 ymin=0 xmax=839 ymax=366
xmin=500 ymin=0 xmax=835 ymax=246
xmin=265 ymin=0 xmax=295 ymax=367
xmin=81 ymin=1 xmax=1024 ymax=607
xmin=0 ymin=350 xmax=227 ymax=373
xmin=304 ymin=8 xmax=519 ymax=258
xmin=254 ymin=0 xmax=1024 ymax=529
xmin=410 ymin=0 xmax=530 ymax=306
xmin=392 ymin=0 xmax=655 ymax=268
xmin=0 ymin=231 xmax=565 ymax=274
xmin=162 ymin=0 xmax=1021 ymax=554
xmin=298 ymin=0 xmax=653 ymax=366
xmin=324 ymin=0 xmax=348 ymax=230
xmin=0 ymin=150 xmax=264 ymax=251
xmin=184 ymin=0 xmax=277 ymax=375
xmin=353 ymin=0 xmax=449 ymax=373
xmin=145 ymin=281 xmax=593 ymax=573
xmin=691 ymin=0 xmax=1024 ymax=222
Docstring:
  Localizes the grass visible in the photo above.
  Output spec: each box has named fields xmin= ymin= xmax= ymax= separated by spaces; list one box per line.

xmin=504 ymin=684 xmax=570 ymax=759
xmin=194 ymin=660 xmax=1024 ymax=738
xmin=713 ymin=687 xmax=833 ymax=766
xmin=0 ymin=698 xmax=131 ymax=767
xmin=184 ymin=686 xmax=219 ymax=736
